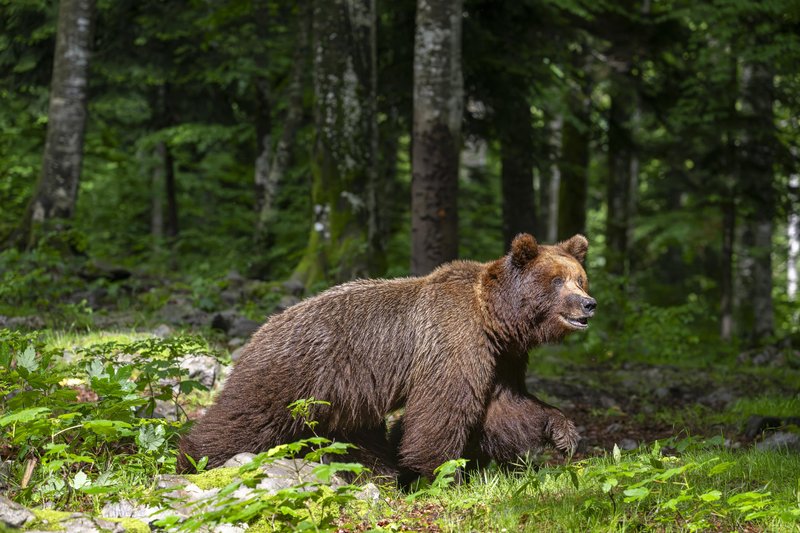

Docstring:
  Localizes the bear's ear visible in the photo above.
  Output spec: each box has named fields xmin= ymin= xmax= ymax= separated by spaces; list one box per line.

xmin=510 ymin=233 xmax=539 ymax=268
xmin=559 ymin=234 xmax=589 ymax=263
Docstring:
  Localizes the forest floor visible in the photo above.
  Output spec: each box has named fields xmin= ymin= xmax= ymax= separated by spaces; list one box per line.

xmin=1 ymin=265 xmax=799 ymax=531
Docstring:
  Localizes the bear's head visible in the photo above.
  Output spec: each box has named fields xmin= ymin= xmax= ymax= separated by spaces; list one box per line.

xmin=482 ymin=233 xmax=596 ymax=349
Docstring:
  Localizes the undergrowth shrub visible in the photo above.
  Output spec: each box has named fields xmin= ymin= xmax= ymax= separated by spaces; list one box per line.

xmin=0 ymin=330 xmax=216 ymax=507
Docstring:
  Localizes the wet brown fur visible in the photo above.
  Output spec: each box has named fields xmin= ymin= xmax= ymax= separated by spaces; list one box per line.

xmin=178 ymin=234 xmax=593 ymax=479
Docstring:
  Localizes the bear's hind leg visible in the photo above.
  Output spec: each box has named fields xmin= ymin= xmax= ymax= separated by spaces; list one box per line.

xmin=330 ymin=424 xmax=400 ymax=479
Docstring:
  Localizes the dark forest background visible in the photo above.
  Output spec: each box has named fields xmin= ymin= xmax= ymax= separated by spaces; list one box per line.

xmin=1 ymin=0 xmax=799 ymax=356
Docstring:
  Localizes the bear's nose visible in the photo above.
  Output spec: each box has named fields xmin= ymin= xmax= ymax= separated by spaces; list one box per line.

xmin=581 ymin=297 xmax=596 ymax=316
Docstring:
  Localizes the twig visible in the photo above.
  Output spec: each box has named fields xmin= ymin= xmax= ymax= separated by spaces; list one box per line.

xmin=21 ymin=457 xmax=37 ymax=489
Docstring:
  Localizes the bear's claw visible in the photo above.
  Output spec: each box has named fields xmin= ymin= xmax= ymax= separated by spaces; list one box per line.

xmin=547 ymin=414 xmax=579 ymax=457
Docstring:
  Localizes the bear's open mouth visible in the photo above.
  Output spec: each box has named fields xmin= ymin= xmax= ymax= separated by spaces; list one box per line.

xmin=560 ymin=314 xmax=590 ymax=329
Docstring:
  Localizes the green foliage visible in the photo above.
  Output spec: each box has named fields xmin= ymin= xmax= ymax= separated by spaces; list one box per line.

xmin=0 ymin=330 xmax=213 ymax=506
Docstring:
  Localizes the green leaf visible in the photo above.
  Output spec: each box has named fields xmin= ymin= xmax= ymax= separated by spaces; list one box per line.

xmin=699 ymin=489 xmax=722 ymax=502
xmin=602 ymin=477 xmax=618 ymax=493
xmin=623 ymin=486 xmax=650 ymax=502
xmin=612 ymin=443 xmax=621 ymax=464
xmin=16 ymin=344 xmax=37 ymax=372
xmin=72 ymin=471 xmax=91 ymax=490
xmin=0 ymin=407 xmax=50 ymax=426
xmin=708 ymin=461 xmax=735 ymax=476
xmin=83 ymin=419 xmax=132 ymax=436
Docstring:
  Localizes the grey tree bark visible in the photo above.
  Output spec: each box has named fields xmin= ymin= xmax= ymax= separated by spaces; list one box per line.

xmin=411 ymin=0 xmax=463 ymax=275
xmin=737 ymin=61 xmax=775 ymax=345
xmin=20 ymin=0 xmax=95 ymax=248
xmin=292 ymin=0 xmax=381 ymax=288
xmin=789 ymin=172 xmax=799 ymax=302
xmin=540 ymin=116 xmax=562 ymax=244
xmin=558 ymin=79 xmax=591 ymax=241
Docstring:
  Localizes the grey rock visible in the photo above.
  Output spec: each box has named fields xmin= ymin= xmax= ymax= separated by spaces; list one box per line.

xmin=156 ymin=474 xmax=188 ymax=490
xmin=699 ymin=388 xmax=736 ymax=409
xmin=227 ymin=337 xmax=245 ymax=349
xmin=0 ymin=495 xmax=34 ymax=528
xmin=152 ymin=324 xmax=173 ymax=338
xmin=101 ymin=500 xmax=173 ymax=524
xmin=604 ymin=422 xmax=623 ymax=434
xmin=355 ymin=482 xmax=381 ymax=502
xmin=755 ymin=431 xmax=800 ymax=452
xmin=619 ymin=438 xmax=639 ymax=451
xmin=599 ymin=396 xmax=619 ymax=409
xmin=220 ymin=289 xmax=242 ymax=307
xmin=5 ymin=315 xmax=45 ymax=330
xmin=229 ymin=317 xmax=261 ymax=339
xmin=282 ymin=279 xmax=305 ymax=296
xmin=161 ymin=302 xmax=207 ymax=326
xmin=230 ymin=346 xmax=247 ymax=362
xmin=225 ymin=270 xmax=246 ymax=286
xmin=0 ymin=460 xmax=12 ymax=491
xmin=277 ymin=295 xmax=301 ymax=312
xmin=180 ymin=354 xmax=220 ymax=388
xmin=58 ymin=515 xmax=125 ymax=533
xmin=223 ymin=453 xmax=257 ymax=468
xmin=211 ymin=310 xmax=238 ymax=332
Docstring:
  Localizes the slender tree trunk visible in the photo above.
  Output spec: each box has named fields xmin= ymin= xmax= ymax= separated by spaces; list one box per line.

xmin=789 ymin=172 xmax=799 ymax=302
xmin=558 ymin=85 xmax=590 ymax=241
xmin=151 ymin=142 xmax=166 ymax=243
xmin=255 ymin=1 xmax=310 ymax=245
xmin=720 ymin=192 xmax=735 ymax=341
xmin=606 ymin=85 xmax=636 ymax=278
xmin=19 ymin=0 xmax=95 ymax=249
xmin=540 ymin=116 xmax=561 ymax=243
xmin=411 ymin=0 xmax=463 ymax=275
xmin=738 ymin=61 xmax=775 ymax=345
xmin=499 ymin=88 xmax=536 ymax=248
xmin=293 ymin=0 xmax=380 ymax=288
xmin=164 ymin=143 xmax=178 ymax=239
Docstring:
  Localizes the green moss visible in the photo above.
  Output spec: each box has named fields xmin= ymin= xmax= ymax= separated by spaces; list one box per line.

xmin=184 ymin=467 xmax=241 ymax=490
xmin=27 ymin=509 xmax=72 ymax=531
xmin=104 ymin=517 xmax=150 ymax=533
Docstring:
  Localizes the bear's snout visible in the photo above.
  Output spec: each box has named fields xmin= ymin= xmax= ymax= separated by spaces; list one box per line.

xmin=581 ymin=297 xmax=596 ymax=316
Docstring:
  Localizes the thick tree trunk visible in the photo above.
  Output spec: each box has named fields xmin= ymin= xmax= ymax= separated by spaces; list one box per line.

xmin=20 ymin=0 xmax=95 ymax=248
xmin=738 ymin=61 xmax=775 ymax=345
xmin=293 ymin=0 xmax=380 ymax=288
xmin=410 ymin=0 xmax=463 ymax=275
xmin=499 ymin=89 xmax=536 ymax=248
xmin=151 ymin=142 xmax=166 ymax=243
xmin=558 ymin=87 xmax=590 ymax=241
xmin=254 ymin=1 xmax=310 ymax=245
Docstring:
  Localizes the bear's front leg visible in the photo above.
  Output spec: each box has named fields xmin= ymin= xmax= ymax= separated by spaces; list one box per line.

xmin=477 ymin=385 xmax=579 ymax=465
xmin=395 ymin=382 xmax=489 ymax=479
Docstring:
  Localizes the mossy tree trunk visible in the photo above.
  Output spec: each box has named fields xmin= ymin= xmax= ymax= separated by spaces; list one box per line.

xmin=19 ymin=0 xmax=95 ymax=249
xmin=292 ymin=0 xmax=381 ymax=289
xmin=411 ymin=0 xmax=463 ymax=275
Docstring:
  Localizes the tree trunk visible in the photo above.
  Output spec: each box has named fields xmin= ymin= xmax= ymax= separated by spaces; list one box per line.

xmin=164 ymin=142 xmax=178 ymax=239
xmin=737 ymin=61 xmax=775 ymax=345
xmin=789 ymin=172 xmax=799 ymax=302
xmin=558 ymin=86 xmax=590 ymax=241
xmin=20 ymin=0 xmax=95 ymax=248
xmin=540 ymin=116 xmax=561 ymax=243
xmin=720 ymin=192 xmax=735 ymax=341
xmin=606 ymin=85 xmax=636 ymax=278
xmin=151 ymin=142 xmax=166 ymax=243
xmin=499 ymin=89 xmax=536 ymax=248
xmin=254 ymin=1 xmax=310 ymax=246
xmin=292 ymin=0 xmax=380 ymax=288
xmin=411 ymin=0 xmax=463 ymax=275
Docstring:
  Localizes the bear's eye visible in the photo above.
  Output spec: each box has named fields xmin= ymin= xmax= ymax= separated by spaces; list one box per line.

xmin=552 ymin=277 xmax=564 ymax=287
xmin=577 ymin=277 xmax=584 ymax=289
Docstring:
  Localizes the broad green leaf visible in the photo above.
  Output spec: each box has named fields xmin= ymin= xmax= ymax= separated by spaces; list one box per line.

xmin=623 ymin=486 xmax=650 ymax=502
xmin=72 ymin=471 xmax=90 ymax=490
xmin=699 ymin=489 xmax=722 ymax=502
xmin=83 ymin=419 xmax=132 ymax=436
xmin=16 ymin=344 xmax=37 ymax=372
xmin=0 ymin=407 xmax=50 ymax=427
xmin=602 ymin=477 xmax=618 ymax=493
xmin=708 ymin=461 xmax=735 ymax=476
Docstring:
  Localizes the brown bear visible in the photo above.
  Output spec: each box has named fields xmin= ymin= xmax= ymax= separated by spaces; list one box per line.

xmin=178 ymin=233 xmax=595 ymax=479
